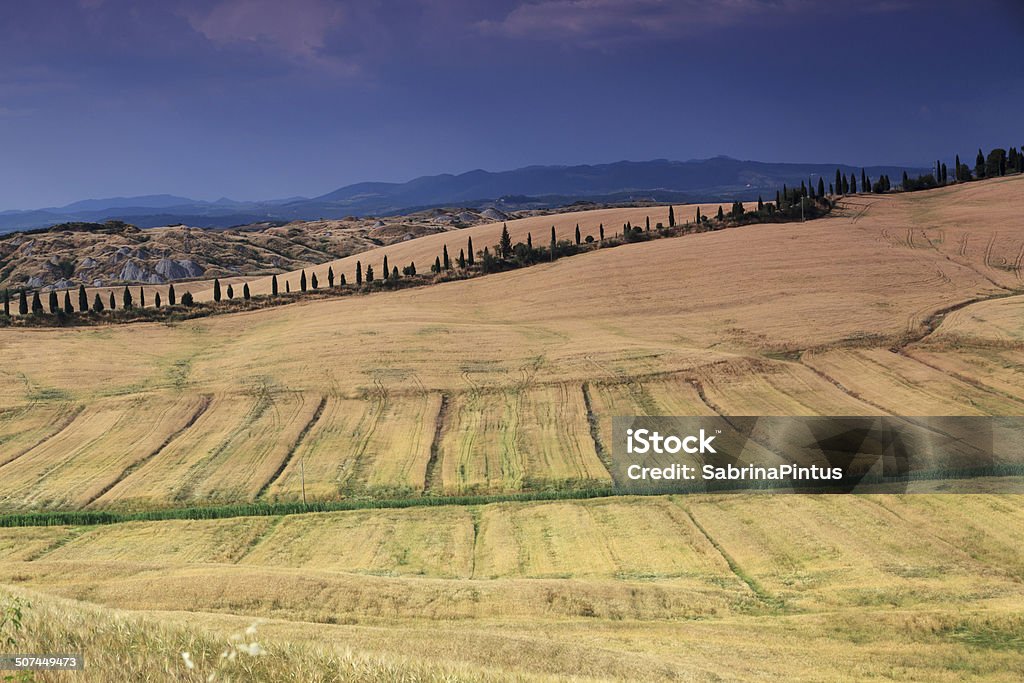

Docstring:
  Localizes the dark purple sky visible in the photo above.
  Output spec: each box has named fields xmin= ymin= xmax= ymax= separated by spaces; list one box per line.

xmin=0 ymin=0 xmax=1021 ymax=208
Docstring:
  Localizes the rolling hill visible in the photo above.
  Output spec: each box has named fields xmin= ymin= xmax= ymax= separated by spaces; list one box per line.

xmin=0 ymin=175 xmax=1022 ymax=680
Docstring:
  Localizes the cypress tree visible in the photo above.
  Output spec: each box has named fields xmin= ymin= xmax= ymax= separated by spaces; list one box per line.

xmin=499 ymin=225 xmax=512 ymax=258
xmin=300 ymin=270 xmax=307 ymax=292
xmin=286 ymin=281 xmax=290 ymax=293
xmin=851 ymin=175 xmax=858 ymax=193
xmin=78 ymin=284 xmax=88 ymax=312
xmin=366 ymin=265 xmax=374 ymax=282
xmin=341 ymin=273 xmax=347 ymax=286
xmin=549 ymin=226 xmax=556 ymax=261
xmin=31 ymin=291 xmax=42 ymax=314
xmin=576 ymin=224 xmax=582 ymax=244
xmin=227 ymin=284 xmax=234 ymax=299
xmin=18 ymin=290 xmax=29 ymax=315
xmin=976 ymin=149 xmax=986 ymax=178
xmin=108 ymin=292 xmax=116 ymax=310
xmin=842 ymin=175 xmax=849 ymax=194
xmin=717 ymin=206 xmax=724 ymax=220
xmin=835 ymin=169 xmax=842 ymax=194
xmin=696 ymin=207 xmax=701 ymax=223
xmin=123 ymin=286 xmax=132 ymax=309
xmin=955 ymin=154 xmax=961 ymax=181
xmin=861 ymin=169 xmax=867 ymax=191
xmin=599 ymin=224 xmax=604 ymax=241
xmin=139 ymin=287 xmax=145 ymax=308
xmin=383 ymin=256 xmax=389 ymax=278
xmin=941 ymin=163 xmax=948 ymax=184
xmin=443 ymin=245 xmax=451 ymax=270
xmin=864 ymin=175 xmax=871 ymax=192
xmin=433 ymin=256 xmax=441 ymax=273
xmin=801 ymin=180 xmax=807 ymax=197
xmin=243 ymin=283 xmax=251 ymax=300
xmin=458 ymin=249 xmax=466 ymax=268
xmin=757 ymin=196 xmax=764 ymax=212
xmin=817 ymin=178 xmax=825 ymax=197
xmin=214 ymin=278 xmax=222 ymax=301
xmin=48 ymin=290 xmax=58 ymax=314
xmin=63 ymin=291 xmax=73 ymax=314
xmin=407 ymin=263 xmax=414 ymax=277
xmin=356 ymin=261 xmax=362 ymax=286
xmin=168 ymin=284 xmax=176 ymax=306
xmin=392 ymin=266 xmax=399 ymax=280
xmin=92 ymin=293 xmax=104 ymax=312
xmin=328 ymin=266 xmax=335 ymax=288
xmin=2 ymin=290 xmax=8 ymax=316
xmin=467 ymin=237 xmax=474 ymax=266
xmin=155 ymin=292 xmax=162 ymax=308
xmin=272 ymin=275 xmax=279 ymax=296
xmin=311 ymin=273 xmax=318 ymax=289
xmin=829 ymin=183 xmax=834 ymax=195
xmin=668 ymin=205 xmax=675 ymax=228
xmin=527 ymin=232 xmax=533 ymax=249
xmin=902 ymin=170 xmax=909 ymax=189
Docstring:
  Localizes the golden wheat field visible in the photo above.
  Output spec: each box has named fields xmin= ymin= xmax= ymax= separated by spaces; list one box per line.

xmin=1 ymin=177 xmax=1024 ymax=680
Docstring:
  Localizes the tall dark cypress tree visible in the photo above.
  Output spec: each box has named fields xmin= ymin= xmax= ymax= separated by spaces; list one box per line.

xmin=139 ymin=287 xmax=145 ymax=308
xmin=851 ymin=175 xmax=858 ymax=193
xmin=433 ymin=256 xmax=441 ymax=273
xmin=328 ymin=266 xmax=335 ymax=287
xmin=340 ymin=273 xmax=347 ymax=286
xmin=168 ymin=284 xmax=176 ymax=306
xmin=92 ymin=293 xmax=104 ymax=312
xmin=123 ymin=286 xmax=133 ymax=309
xmin=467 ymin=237 xmax=475 ymax=266
xmin=63 ymin=290 xmax=73 ymax=314
xmin=48 ymin=290 xmax=58 ymax=314
xmin=842 ymin=175 xmax=849 ymax=194
xmin=300 ymin=270 xmax=307 ymax=292
xmin=15 ymin=289 xmax=25 ymax=315
xmin=213 ymin=278 xmax=222 ymax=301
xmin=527 ymin=232 xmax=533 ymax=249
xmin=355 ymin=261 xmax=362 ymax=286
xmin=155 ymin=292 xmax=162 ymax=308
xmin=285 ymin=280 xmax=290 ymax=293
xmin=108 ymin=292 xmax=116 ymax=310
xmin=861 ymin=169 xmax=867 ymax=191
xmin=549 ymin=226 xmax=556 ymax=261
xmin=575 ymin=224 xmax=581 ymax=244
xmin=31 ymin=291 xmax=42 ymax=314
xmin=976 ymin=149 xmax=986 ymax=178
xmin=757 ymin=196 xmax=764 ymax=212
xmin=311 ymin=273 xmax=318 ymax=289
xmin=443 ymin=245 xmax=451 ymax=270
xmin=941 ymin=163 xmax=948 ymax=184
xmin=817 ymin=178 xmax=825 ymax=198
xmin=955 ymin=154 xmax=961 ymax=181
xmin=2 ymin=290 xmax=8 ymax=316
xmin=902 ymin=170 xmax=909 ymax=189
xmin=226 ymin=284 xmax=233 ymax=299
xmin=717 ymin=206 xmax=724 ymax=220
xmin=366 ymin=264 xmax=374 ymax=282
xmin=499 ymin=225 xmax=512 ymax=258
xmin=271 ymin=275 xmax=278 ymax=296
xmin=458 ymin=248 xmax=466 ymax=268
xmin=78 ymin=284 xmax=88 ymax=312
xmin=599 ymin=224 xmax=604 ymax=241
xmin=383 ymin=256 xmax=389 ymax=279
xmin=696 ymin=207 xmax=702 ymax=223
xmin=243 ymin=283 xmax=251 ymax=300
xmin=668 ymin=205 xmax=675 ymax=228
xmin=835 ymin=169 xmax=842 ymax=195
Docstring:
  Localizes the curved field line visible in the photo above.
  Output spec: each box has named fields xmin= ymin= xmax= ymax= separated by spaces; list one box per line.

xmin=256 ymin=395 xmax=328 ymax=500
xmin=0 ymin=404 xmax=85 ymax=469
xmin=84 ymin=395 xmax=213 ymax=508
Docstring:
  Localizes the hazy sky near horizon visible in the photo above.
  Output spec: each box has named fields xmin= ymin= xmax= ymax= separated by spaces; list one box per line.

xmin=0 ymin=0 xmax=1020 ymax=208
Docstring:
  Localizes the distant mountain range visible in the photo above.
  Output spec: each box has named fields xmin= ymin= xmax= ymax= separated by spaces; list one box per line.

xmin=0 ymin=157 xmax=927 ymax=233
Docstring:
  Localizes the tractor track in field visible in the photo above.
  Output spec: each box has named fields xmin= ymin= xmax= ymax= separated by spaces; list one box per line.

xmin=83 ymin=394 xmax=213 ymax=508
xmin=0 ymin=403 xmax=85 ymax=470
xmin=256 ymin=395 xmax=328 ymax=500
xmin=423 ymin=392 xmax=450 ymax=493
